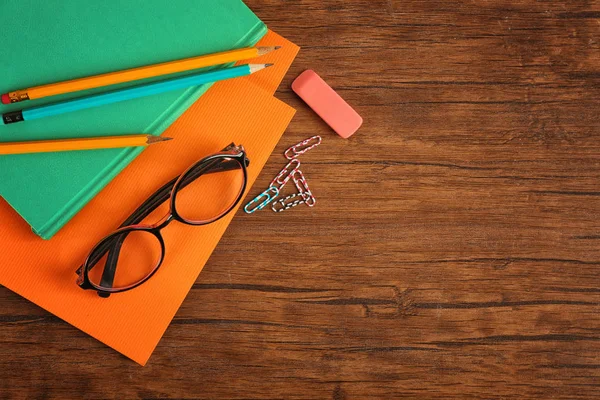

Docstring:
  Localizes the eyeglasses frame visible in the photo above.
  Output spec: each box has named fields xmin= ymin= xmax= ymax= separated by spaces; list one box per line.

xmin=77 ymin=144 xmax=249 ymax=297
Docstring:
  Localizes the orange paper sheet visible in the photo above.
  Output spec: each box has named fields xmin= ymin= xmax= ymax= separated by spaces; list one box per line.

xmin=0 ymin=31 xmax=299 ymax=365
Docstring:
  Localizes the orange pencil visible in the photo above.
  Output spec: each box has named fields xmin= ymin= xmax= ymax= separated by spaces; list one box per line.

xmin=0 ymin=135 xmax=172 ymax=155
xmin=2 ymin=46 xmax=280 ymax=104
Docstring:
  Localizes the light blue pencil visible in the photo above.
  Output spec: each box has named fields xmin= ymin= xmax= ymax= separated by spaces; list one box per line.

xmin=1 ymin=64 xmax=271 ymax=125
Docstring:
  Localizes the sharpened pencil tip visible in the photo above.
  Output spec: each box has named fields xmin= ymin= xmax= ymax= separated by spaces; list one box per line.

xmin=248 ymin=64 xmax=274 ymax=74
xmin=147 ymin=136 xmax=173 ymax=144
xmin=256 ymin=46 xmax=281 ymax=56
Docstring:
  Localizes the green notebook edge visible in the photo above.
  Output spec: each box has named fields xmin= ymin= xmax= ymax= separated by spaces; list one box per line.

xmin=32 ymin=22 xmax=268 ymax=240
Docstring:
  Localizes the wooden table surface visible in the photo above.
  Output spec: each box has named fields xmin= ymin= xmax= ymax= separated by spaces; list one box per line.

xmin=1 ymin=1 xmax=599 ymax=398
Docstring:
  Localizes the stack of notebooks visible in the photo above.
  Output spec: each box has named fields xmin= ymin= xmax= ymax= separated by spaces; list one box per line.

xmin=0 ymin=0 xmax=299 ymax=364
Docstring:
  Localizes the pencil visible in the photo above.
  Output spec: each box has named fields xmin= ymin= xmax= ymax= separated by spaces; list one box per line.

xmin=2 ymin=64 xmax=273 ymax=125
xmin=0 ymin=135 xmax=172 ymax=155
xmin=2 ymin=46 xmax=281 ymax=104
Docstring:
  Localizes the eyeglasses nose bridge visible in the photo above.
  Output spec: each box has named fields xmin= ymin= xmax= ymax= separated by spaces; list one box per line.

xmin=154 ymin=212 xmax=175 ymax=231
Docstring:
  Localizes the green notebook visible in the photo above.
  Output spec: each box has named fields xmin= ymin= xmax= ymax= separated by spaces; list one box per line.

xmin=0 ymin=0 xmax=266 ymax=239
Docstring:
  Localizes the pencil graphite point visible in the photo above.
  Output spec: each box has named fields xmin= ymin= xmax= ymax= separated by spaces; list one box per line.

xmin=249 ymin=64 xmax=274 ymax=74
xmin=146 ymin=136 xmax=173 ymax=144
xmin=256 ymin=46 xmax=282 ymax=56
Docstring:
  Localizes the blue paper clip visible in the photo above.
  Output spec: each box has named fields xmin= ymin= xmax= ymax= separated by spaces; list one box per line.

xmin=244 ymin=186 xmax=280 ymax=214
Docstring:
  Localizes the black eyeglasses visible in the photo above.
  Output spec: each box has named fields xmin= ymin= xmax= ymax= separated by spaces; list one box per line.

xmin=77 ymin=143 xmax=249 ymax=297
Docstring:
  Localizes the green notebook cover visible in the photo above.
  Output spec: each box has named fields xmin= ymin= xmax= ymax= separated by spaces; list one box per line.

xmin=0 ymin=0 xmax=266 ymax=239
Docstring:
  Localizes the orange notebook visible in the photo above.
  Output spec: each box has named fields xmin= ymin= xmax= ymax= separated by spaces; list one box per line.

xmin=0 ymin=31 xmax=299 ymax=365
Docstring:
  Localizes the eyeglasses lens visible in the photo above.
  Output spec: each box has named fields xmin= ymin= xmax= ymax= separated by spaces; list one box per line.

xmin=175 ymin=157 xmax=245 ymax=224
xmin=87 ymin=230 xmax=162 ymax=291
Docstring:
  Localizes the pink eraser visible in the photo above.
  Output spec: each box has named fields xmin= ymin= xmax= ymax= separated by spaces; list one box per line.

xmin=292 ymin=70 xmax=362 ymax=139
xmin=1 ymin=94 xmax=10 ymax=105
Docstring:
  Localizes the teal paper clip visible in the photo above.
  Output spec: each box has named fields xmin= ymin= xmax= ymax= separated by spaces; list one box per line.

xmin=244 ymin=186 xmax=280 ymax=214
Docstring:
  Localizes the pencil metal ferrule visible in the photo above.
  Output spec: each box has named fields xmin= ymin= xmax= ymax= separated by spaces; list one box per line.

xmin=8 ymin=90 xmax=30 ymax=103
xmin=2 ymin=110 xmax=24 ymax=124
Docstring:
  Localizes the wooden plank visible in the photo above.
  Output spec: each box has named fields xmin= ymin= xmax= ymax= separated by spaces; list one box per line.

xmin=0 ymin=0 xmax=599 ymax=398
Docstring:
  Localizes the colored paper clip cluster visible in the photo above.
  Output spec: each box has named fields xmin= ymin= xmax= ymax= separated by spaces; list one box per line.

xmin=244 ymin=136 xmax=321 ymax=214
xmin=271 ymin=170 xmax=316 ymax=212
xmin=244 ymin=159 xmax=299 ymax=214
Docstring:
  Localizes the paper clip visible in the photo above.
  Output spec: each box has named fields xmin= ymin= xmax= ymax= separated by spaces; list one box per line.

xmin=271 ymin=193 xmax=306 ymax=213
xmin=285 ymin=136 xmax=322 ymax=160
xmin=292 ymin=170 xmax=316 ymax=207
xmin=270 ymin=159 xmax=300 ymax=189
xmin=244 ymin=186 xmax=280 ymax=214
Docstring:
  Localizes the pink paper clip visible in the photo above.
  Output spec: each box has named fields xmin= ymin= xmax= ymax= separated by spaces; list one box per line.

xmin=270 ymin=159 xmax=301 ymax=190
xmin=292 ymin=170 xmax=316 ymax=207
xmin=285 ymin=136 xmax=322 ymax=160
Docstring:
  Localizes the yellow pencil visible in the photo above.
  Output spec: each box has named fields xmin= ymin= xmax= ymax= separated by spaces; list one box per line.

xmin=2 ymin=46 xmax=281 ymax=104
xmin=0 ymin=135 xmax=172 ymax=155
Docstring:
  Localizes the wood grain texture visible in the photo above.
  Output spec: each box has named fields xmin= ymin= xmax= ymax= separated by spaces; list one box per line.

xmin=1 ymin=1 xmax=599 ymax=398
